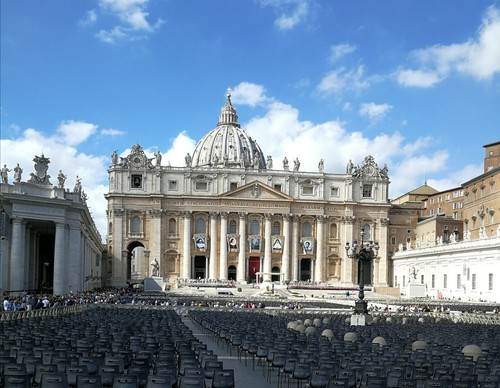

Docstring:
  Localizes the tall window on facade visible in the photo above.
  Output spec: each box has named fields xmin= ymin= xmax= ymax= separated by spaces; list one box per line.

xmin=108 ymin=222 xmax=113 ymax=236
xmin=443 ymin=274 xmax=447 ymax=289
xmin=431 ymin=274 xmax=435 ymax=288
xmin=329 ymin=223 xmax=337 ymax=239
xmin=250 ymin=219 xmax=260 ymax=235
xmin=362 ymin=224 xmax=371 ymax=241
xmin=131 ymin=216 xmax=141 ymax=234
xmin=489 ymin=273 xmax=493 ymax=291
xmin=362 ymin=184 xmax=372 ymax=198
xmin=229 ymin=220 xmax=237 ymax=234
xmin=168 ymin=218 xmax=177 ymax=235
xmin=273 ymin=221 xmax=280 ymax=235
xmin=302 ymin=221 xmax=311 ymax=237
xmin=472 ymin=274 xmax=476 ymax=290
xmin=195 ymin=218 xmax=206 ymax=234
xmin=457 ymin=274 xmax=461 ymax=289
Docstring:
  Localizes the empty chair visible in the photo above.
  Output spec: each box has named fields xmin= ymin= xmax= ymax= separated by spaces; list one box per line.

xmin=204 ymin=360 xmax=223 ymax=380
xmin=105 ymin=357 xmax=125 ymax=374
xmin=112 ymin=375 xmax=138 ymax=388
xmin=145 ymin=375 xmax=175 ymax=388
xmin=40 ymin=373 xmax=69 ymax=388
xmin=99 ymin=364 xmax=120 ymax=387
xmin=79 ymin=357 xmax=99 ymax=375
xmin=66 ymin=365 xmax=89 ymax=386
xmin=127 ymin=364 xmax=149 ymax=388
xmin=34 ymin=364 xmax=59 ymax=386
xmin=310 ymin=368 xmax=334 ymax=388
xmin=178 ymin=375 xmax=205 ymax=388
xmin=2 ymin=374 xmax=31 ymax=388
xmin=3 ymin=363 xmax=27 ymax=376
xmin=327 ymin=378 xmax=349 ymax=388
xmin=212 ymin=369 xmax=235 ymax=388
xmin=77 ymin=374 xmax=103 ymax=388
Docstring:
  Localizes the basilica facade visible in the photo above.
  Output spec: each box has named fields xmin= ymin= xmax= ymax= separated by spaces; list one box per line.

xmin=105 ymin=92 xmax=391 ymax=288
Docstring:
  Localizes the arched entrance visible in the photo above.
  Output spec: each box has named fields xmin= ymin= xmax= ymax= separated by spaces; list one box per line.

xmin=194 ymin=256 xmax=206 ymax=279
xmin=127 ymin=241 xmax=145 ymax=285
xmin=228 ymin=265 xmax=237 ymax=281
xmin=300 ymin=258 xmax=311 ymax=281
xmin=271 ymin=266 xmax=281 ymax=282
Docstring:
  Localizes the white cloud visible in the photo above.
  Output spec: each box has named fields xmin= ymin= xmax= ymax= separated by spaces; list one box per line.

xmin=316 ymin=65 xmax=369 ymax=96
xmin=359 ymin=102 xmax=393 ymax=122
xmin=101 ymin=128 xmax=125 ymax=136
xmin=396 ymin=5 xmax=500 ymax=87
xmin=329 ymin=43 xmax=357 ymax=63
xmin=258 ymin=0 xmax=310 ymax=30
xmin=84 ymin=0 xmax=164 ymax=43
xmin=231 ymin=82 xmax=270 ymax=107
xmin=56 ymin=120 xmax=97 ymax=146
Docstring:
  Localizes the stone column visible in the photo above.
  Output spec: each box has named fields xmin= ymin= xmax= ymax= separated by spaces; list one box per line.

xmin=68 ymin=224 xmax=82 ymax=293
xmin=181 ymin=212 xmax=192 ymax=279
xmin=263 ymin=214 xmax=272 ymax=281
xmin=342 ymin=215 xmax=355 ymax=284
xmin=291 ymin=215 xmax=299 ymax=282
xmin=281 ymin=214 xmax=291 ymax=282
xmin=53 ymin=222 xmax=66 ymax=295
xmin=149 ymin=209 xmax=163 ymax=268
xmin=315 ymin=216 xmax=325 ymax=282
xmin=237 ymin=212 xmax=246 ymax=282
xmin=219 ymin=212 xmax=228 ymax=280
xmin=10 ymin=217 xmax=24 ymax=291
xmin=112 ymin=208 xmax=125 ymax=286
xmin=376 ymin=218 xmax=389 ymax=286
xmin=209 ymin=212 xmax=218 ymax=279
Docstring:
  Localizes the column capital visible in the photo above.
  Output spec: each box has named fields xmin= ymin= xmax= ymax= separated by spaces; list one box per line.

xmin=180 ymin=211 xmax=192 ymax=218
xmin=316 ymin=215 xmax=328 ymax=223
xmin=149 ymin=209 xmax=163 ymax=218
xmin=209 ymin=211 xmax=219 ymax=220
xmin=220 ymin=211 xmax=229 ymax=219
xmin=342 ymin=215 xmax=355 ymax=224
xmin=238 ymin=212 xmax=247 ymax=220
xmin=379 ymin=217 xmax=390 ymax=226
xmin=264 ymin=213 xmax=272 ymax=221
xmin=282 ymin=214 xmax=292 ymax=222
xmin=292 ymin=214 xmax=300 ymax=222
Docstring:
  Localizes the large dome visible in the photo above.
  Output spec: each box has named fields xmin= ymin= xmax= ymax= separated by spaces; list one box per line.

xmin=191 ymin=90 xmax=267 ymax=170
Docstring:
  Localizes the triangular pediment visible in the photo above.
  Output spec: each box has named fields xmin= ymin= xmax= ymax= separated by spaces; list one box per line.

xmin=221 ymin=181 xmax=292 ymax=201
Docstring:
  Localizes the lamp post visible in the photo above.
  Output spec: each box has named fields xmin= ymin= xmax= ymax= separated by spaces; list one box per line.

xmin=345 ymin=228 xmax=379 ymax=315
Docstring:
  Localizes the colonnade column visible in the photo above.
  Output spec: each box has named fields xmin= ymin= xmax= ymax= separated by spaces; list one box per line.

xmin=53 ymin=222 xmax=66 ymax=295
xmin=237 ymin=212 xmax=246 ymax=282
xmin=263 ymin=214 xmax=272 ymax=282
xmin=342 ymin=216 xmax=355 ymax=284
xmin=209 ymin=212 xmax=218 ymax=279
xmin=219 ymin=212 xmax=228 ymax=280
xmin=68 ymin=224 xmax=82 ymax=293
xmin=315 ymin=215 xmax=325 ymax=282
xmin=149 ymin=209 xmax=163 ymax=268
xmin=181 ymin=211 xmax=192 ymax=279
xmin=10 ymin=217 xmax=24 ymax=291
xmin=112 ymin=209 xmax=125 ymax=286
xmin=281 ymin=214 xmax=291 ymax=282
xmin=376 ymin=218 xmax=389 ymax=286
xmin=291 ymin=215 xmax=299 ymax=282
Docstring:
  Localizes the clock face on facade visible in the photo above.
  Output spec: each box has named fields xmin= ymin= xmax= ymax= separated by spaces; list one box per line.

xmin=131 ymin=154 xmax=145 ymax=168
xmin=364 ymin=165 xmax=376 ymax=177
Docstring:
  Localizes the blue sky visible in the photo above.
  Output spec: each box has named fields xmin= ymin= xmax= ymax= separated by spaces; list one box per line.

xmin=1 ymin=0 xmax=500 ymax=240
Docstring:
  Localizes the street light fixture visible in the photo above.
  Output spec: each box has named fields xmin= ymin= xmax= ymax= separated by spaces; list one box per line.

xmin=345 ymin=228 xmax=379 ymax=315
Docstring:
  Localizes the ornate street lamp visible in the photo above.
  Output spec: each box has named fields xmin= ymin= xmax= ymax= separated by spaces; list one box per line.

xmin=345 ymin=228 xmax=379 ymax=315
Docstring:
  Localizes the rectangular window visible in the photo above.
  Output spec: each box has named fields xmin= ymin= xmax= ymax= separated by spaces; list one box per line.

xmin=391 ymin=237 xmax=396 ymax=245
xmin=471 ymin=274 xmax=476 ymax=290
xmin=456 ymin=274 xmax=461 ymax=289
xmin=131 ymin=174 xmax=142 ymax=188
xmin=443 ymin=274 xmax=447 ymax=289
xmin=168 ymin=180 xmax=178 ymax=191
xmin=274 ymin=184 xmax=282 ymax=192
xmin=230 ymin=182 xmax=238 ymax=190
xmin=195 ymin=181 xmax=208 ymax=191
xmin=394 ymin=275 xmax=397 ymax=287
xmin=330 ymin=187 xmax=339 ymax=196
xmin=302 ymin=186 xmax=314 ymax=195
xmin=362 ymin=184 xmax=372 ymax=198
xmin=431 ymin=274 xmax=435 ymax=288
xmin=489 ymin=273 xmax=493 ymax=291
xmin=420 ymin=274 xmax=424 ymax=285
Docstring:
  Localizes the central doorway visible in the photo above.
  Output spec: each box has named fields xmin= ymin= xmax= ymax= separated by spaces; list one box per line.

xmin=300 ymin=258 xmax=311 ymax=281
xmin=248 ymin=257 xmax=260 ymax=283
xmin=194 ymin=256 xmax=206 ymax=279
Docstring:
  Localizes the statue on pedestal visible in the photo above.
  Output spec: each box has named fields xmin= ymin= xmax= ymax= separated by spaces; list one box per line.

xmin=151 ymin=258 xmax=160 ymax=277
